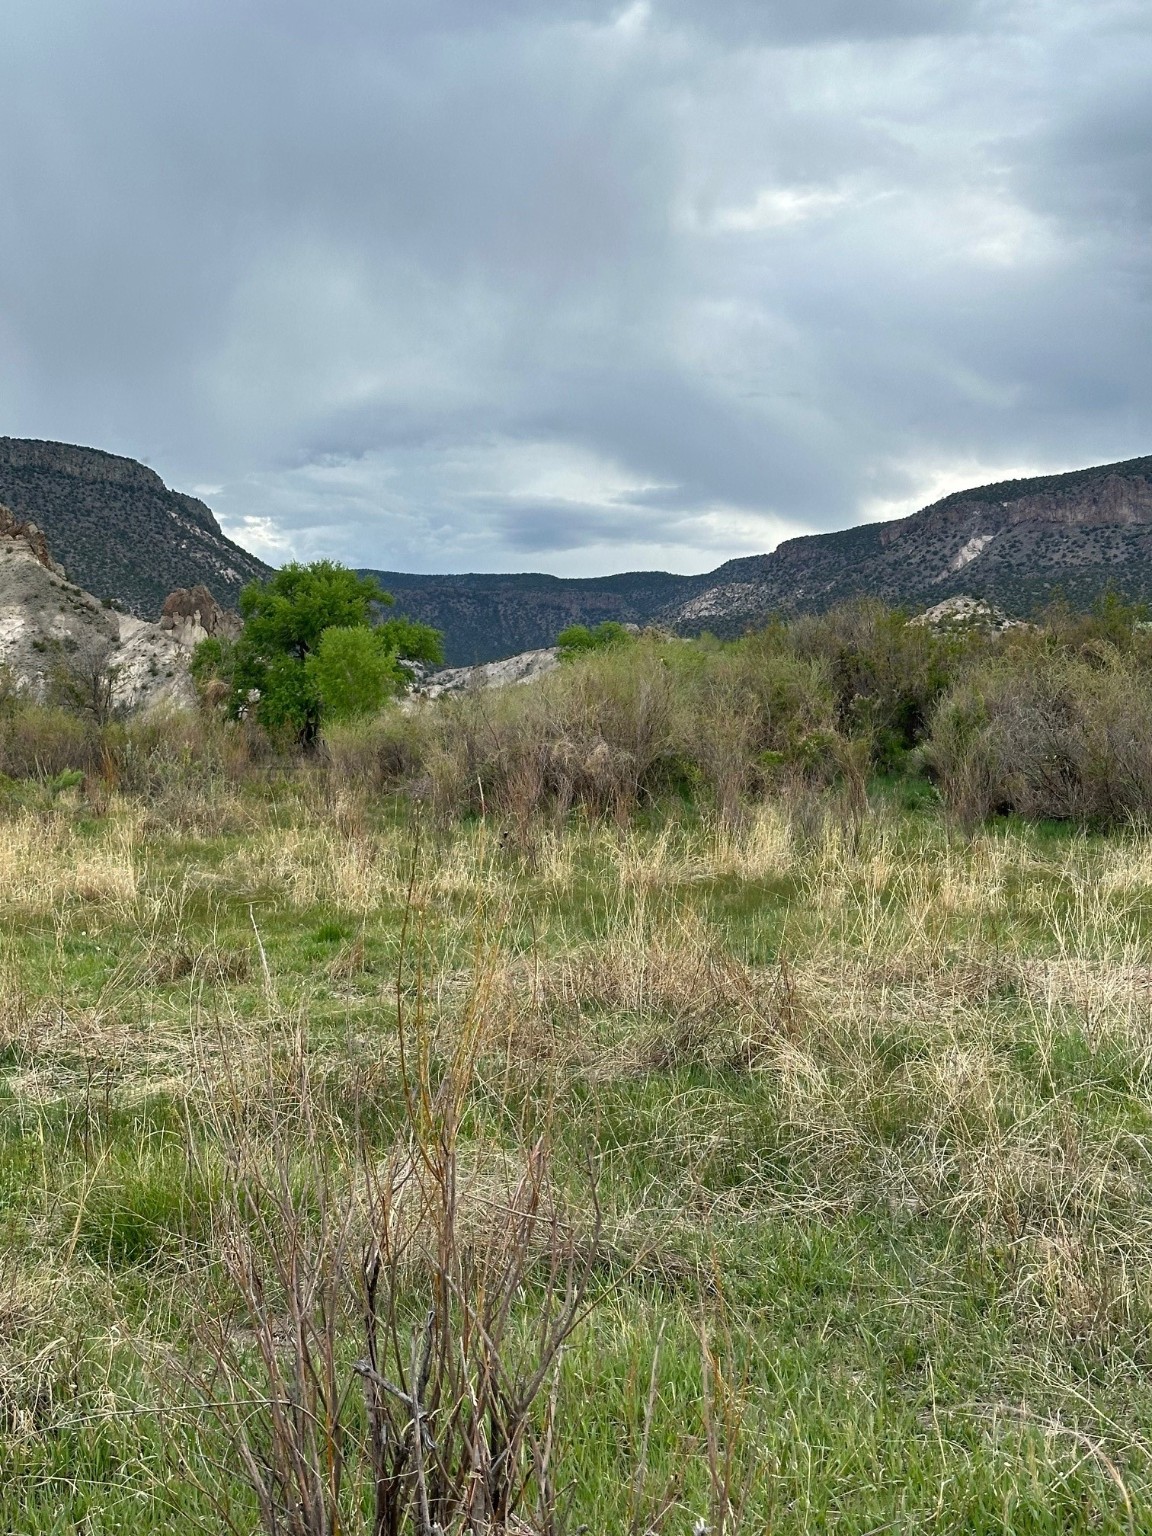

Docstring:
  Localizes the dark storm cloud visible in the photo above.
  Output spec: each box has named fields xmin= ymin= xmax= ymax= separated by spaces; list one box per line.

xmin=1 ymin=0 xmax=1150 ymax=576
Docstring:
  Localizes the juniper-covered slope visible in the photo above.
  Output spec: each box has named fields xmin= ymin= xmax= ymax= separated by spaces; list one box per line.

xmin=361 ymin=568 xmax=704 ymax=665
xmin=666 ymin=454 xmax=1152 ymax=635
xmin=371 ymin=454 xmax=1152 ymax=660
xmin=0 ymin=438 xmax=271 ymax=617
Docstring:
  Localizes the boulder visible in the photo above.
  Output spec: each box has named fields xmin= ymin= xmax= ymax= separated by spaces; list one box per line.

xmin=159 ymin=584 xmax=242 ymax=648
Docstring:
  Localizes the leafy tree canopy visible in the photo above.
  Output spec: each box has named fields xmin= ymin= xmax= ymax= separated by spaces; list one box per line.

xmin=238 ymin=561 xmax=385 ymax=661
xmin=374 ymin=615 xmax=444 ymax=667
xmin=193 ymin=561 xmax=443 ymax=742
xmin=305 ymin=626 xmax=404 ymax=723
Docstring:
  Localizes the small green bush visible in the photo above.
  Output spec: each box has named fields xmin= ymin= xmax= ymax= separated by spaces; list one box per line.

xmin=774 ymin=601 xmax=985 ymax=768
xmin=556 ymin=620 xmax=632 ymax=659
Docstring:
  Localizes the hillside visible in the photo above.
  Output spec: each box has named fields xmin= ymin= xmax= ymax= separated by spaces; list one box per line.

xmin=372 ymin=453 xmax=1152 ymax=659
xmin=362 ymin=567 xmax=705 ymax=665
xmin=0 ymin=438 xmax=271 ymax=617
xmin=0 ymin=501 xmax=230 ymax=710
xmin=5 ymin=437 xmax=1150 ymax=658
xmin=667 ymin=454 xmax=1152 ymax=634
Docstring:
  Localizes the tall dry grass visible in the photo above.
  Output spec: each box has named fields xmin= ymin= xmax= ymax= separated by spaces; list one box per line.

xmin=8 ymin=700 xmax=1152 ymax=1528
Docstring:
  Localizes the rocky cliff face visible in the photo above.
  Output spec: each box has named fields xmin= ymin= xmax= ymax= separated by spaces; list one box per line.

xmin=0 ymin=504 xmax=219 ymax=712
xmin=663 ymin=454 xmax=1152 ymax=634
xmin=0 ymin=503 xmax=65 ymax=575
xmin=0 ymin=438 xmax=271 ymax=618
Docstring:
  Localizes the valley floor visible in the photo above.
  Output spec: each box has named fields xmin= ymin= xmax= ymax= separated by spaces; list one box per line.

xmin=4 ymin=782 xmax=1152 ymax=1531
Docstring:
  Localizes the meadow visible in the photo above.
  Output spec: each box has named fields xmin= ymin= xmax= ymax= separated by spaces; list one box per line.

xmin=7 ymin=598 xmax=1152 ymax=1533
xmin=4 ymin=761 xmax=1152 ymax=1533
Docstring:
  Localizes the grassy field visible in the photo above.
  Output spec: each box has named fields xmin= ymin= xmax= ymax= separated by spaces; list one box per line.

xmin=4 ymin=773 xmax=1152 ymax=1532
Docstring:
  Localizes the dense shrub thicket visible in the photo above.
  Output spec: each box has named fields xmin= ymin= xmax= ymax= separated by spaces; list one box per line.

xmin=323 ymin=597 xmax=1152 ymax=827
xmin=6 ymin=596 xmax=1152 ymax=829
xmin=928 ymin=648 xmax=1152 ymax=827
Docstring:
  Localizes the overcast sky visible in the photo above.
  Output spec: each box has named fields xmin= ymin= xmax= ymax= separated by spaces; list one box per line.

xmin=2 ymin=0 xmax=1150 ymax=575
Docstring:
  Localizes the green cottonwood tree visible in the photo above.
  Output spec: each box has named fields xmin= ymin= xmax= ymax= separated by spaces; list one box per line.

xmin=305 ymin=625 xmax=403 ymax=722
xmin=194 ymin=561 xmax=442 ymax=742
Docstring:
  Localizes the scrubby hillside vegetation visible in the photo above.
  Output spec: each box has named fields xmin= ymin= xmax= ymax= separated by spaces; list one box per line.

xmin=0 ymin=437 xmax=270 ymax=615
xmin=14 ymin=592 xmax=1152 ymax=829
xmin=321 ymin=594 xmax=1152 ymax=832
xmin=368 ymin=452 xmax=1152 ymax=660
xmin=6 ymin=598 xmax=1152 ymax=1532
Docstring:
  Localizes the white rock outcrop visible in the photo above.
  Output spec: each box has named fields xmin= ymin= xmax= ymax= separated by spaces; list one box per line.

xmin=911 ymin=594 xmax=1025 ymax=632
xmin=0 ymin=503 xmax=205 ymax=711
xmin=406 ymin=646 xmax=560 ymax=701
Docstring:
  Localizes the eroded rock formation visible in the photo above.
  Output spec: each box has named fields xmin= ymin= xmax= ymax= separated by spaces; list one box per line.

xmin=0 ymin=509 xmax=233 ymax=712
xmin=160 ymin=584 xmax=243 ymax=647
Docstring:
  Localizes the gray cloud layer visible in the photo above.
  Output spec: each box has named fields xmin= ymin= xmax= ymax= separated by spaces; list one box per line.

xmin=2 ymin=0 xmax=1150 ymax=574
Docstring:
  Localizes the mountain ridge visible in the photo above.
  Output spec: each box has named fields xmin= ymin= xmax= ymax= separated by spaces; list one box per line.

xmin=4 ymin=437 xmax=1152 ymax=662
xmin=662 ymin=453 xmax=1152 ymax=635
xmin=366 ymin=453 xmax=1152 ymax=660
xmin=362 ymin=566 xmax=709 ymax=664
xmin=0 ymin=438 xmax=271 ymax=617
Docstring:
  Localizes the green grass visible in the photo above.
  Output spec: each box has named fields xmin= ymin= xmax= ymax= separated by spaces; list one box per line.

xmin=4 ymin=786 xmax=1152 ymax=1530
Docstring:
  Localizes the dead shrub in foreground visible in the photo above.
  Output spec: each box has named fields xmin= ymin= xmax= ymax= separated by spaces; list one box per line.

xmin=192 ymin=962 xmax=601 ymax=1536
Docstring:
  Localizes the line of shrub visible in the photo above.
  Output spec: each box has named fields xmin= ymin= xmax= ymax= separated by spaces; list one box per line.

xmin=6 ymin=595 xmax=1152 ymax=829
xmin=324 ymin=596 xmax=1152 ymax=829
